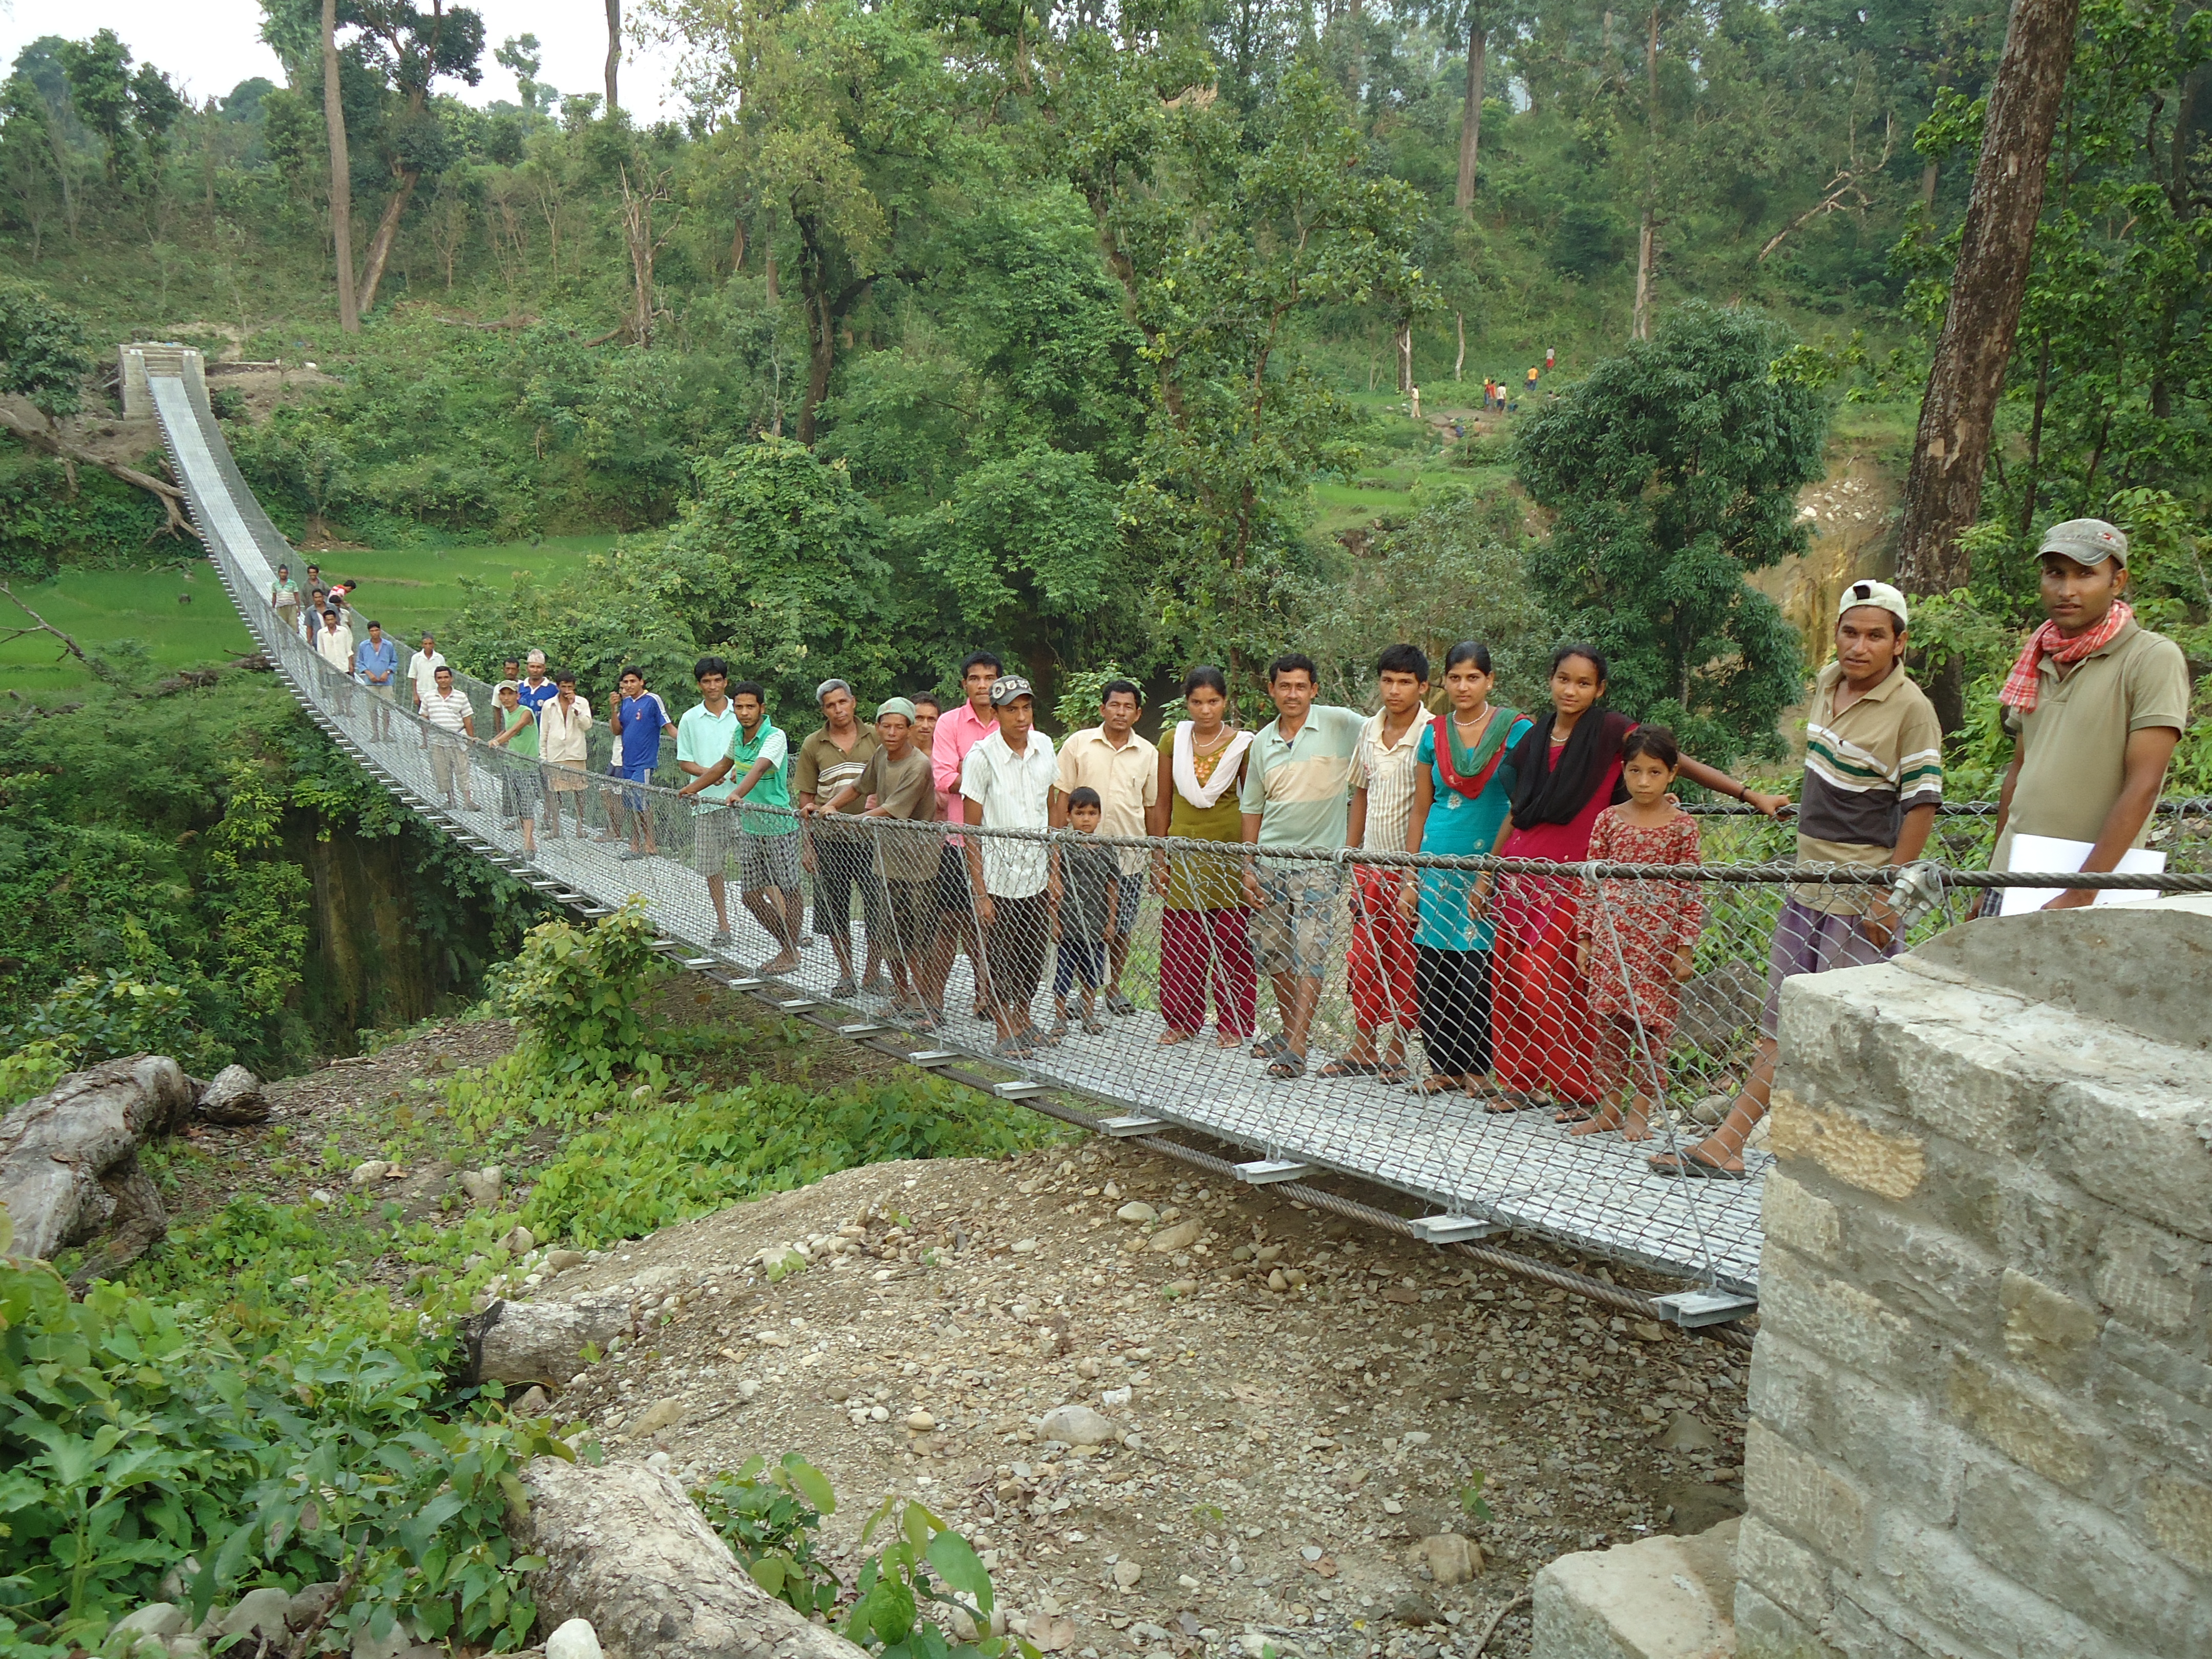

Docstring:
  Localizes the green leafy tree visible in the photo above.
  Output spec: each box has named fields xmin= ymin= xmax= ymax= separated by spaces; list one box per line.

xmin=0 ymin=74 xmax=67 ymax=256
xmin=1516 ymin=302 xmax=1821 ymax=759
xmin=0 ymin=280 xmax=95 ymax=428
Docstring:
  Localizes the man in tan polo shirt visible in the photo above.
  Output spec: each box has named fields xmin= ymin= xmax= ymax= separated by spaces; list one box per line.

xmin=1991 ymin=518 xmax=2190 ymax=908
xmin=1053 ymin=679 xmax=1158 ymax=1016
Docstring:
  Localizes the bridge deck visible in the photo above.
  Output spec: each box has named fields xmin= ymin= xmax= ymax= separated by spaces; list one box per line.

xmin=145 ymin=358 xmax=1767 ymax=1298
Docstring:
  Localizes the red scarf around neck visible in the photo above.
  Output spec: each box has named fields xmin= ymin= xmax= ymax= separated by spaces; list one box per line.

xmin=1998 ymin=601 xmax=2133 ymax=716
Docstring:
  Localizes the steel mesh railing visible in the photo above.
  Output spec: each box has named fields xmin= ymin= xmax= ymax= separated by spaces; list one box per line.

xmin=147 ymin=361 xmax=2211 ymax=1303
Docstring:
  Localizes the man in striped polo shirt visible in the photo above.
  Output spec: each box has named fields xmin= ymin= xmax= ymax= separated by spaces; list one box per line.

xmin=1655 ymin=580 xmax=1941 ymax=1178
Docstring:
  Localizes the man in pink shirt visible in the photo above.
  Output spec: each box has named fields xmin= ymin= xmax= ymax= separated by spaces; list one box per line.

xmin=929 ymin=651 xmax=1002 ymax=1019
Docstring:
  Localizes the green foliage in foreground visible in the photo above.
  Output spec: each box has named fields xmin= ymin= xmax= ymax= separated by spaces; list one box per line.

xmin=521 ymin=1075 xmax=1059 ymax=1250
xmin=0 ymin=1209 xmax=578 ymax=1659
xmin=489 ymin=900 xmax=668 ymax=1083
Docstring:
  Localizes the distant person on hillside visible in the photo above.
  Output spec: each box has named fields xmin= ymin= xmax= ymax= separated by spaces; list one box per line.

xmin=821 ymin=697 xmax=942 ymax=1022
xmin=1990 ymin=519 xmax=2190 ymax=909
xmin=611 ymin=666 xmax=674 ymax=862
xmin=487 ymin=680 xmax=542 ymax=853
xmin=422 ymin=665 xmax=480 ymax=811
xmin=355 ymin=619 xmax=399 ymax=741
xmin=962 ymin=675 xmax=1062 ymax=1057
xmin=674 ymin=657 xmax=742 ymax=944
xmin=315 ymin=606 xmax=355 ymax=713
xmin=1054 ymin=678 xmax=1158 ymax=1017
xmin=1526 ymin=366 xmax=1539 ymax=394
xmin=683 ymin=681 xmax=805 ymax=974
xmin=1051 ymin=785 xmax=1119 ymax=1039
xmin=797 ymin=678 xmax=887 ymax=998
xmin=1651 ymin=583 xmax=1938 ymax=1179
xmin=931 ymin=651 xmax=1004 ymax=1019
xmin=538 ymin=669 xmax=593 ymax=839
xmin=270 ymin=563 xmax=301 ymax=634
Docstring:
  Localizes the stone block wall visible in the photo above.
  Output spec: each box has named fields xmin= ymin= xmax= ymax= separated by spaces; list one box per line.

xmin=1735 ymin=898 xmax=2212 ymax=1659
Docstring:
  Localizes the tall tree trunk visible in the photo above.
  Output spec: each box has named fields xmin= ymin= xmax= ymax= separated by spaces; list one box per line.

xmin=1454 ymin=310 xmax=1465 ymax=381
xmin=796 ymin=213 xmax=833 ymax=444
xmin=1920 ymin=160 xmax=1939 ymax=208
xmin=322 ymin=0 xmax=359 ymax=334
xmin=1894 ymin=0 xmax=2083 ymax=728
xmin=1455 ymin=16 xmax=1485 ymax=211
xmin=729 ymin=214 xmax=747 ymax=274
xmin=605 ymin=0 xmax=622 ymax=114
xmin=353 ymin=168 xmax=421 ymax=317
xmin=1630 ymin=4 xmax=1660 ymax=342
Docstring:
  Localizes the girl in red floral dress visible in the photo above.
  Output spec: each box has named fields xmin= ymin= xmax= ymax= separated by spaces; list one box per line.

xmin=1570 ymin=728 xmax=1704 ymax=1141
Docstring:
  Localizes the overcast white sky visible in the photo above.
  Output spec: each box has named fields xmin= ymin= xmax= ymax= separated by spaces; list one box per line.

xmin=0 ymin=0 xmax=689 ymax=120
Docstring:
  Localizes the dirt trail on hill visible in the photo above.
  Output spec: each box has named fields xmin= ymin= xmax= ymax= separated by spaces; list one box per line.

xmin=516 ymin=1139 xmax=1748 ymax=1659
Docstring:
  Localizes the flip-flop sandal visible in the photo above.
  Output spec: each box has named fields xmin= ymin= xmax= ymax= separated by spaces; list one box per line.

xmin=1553 ymin=1106 xmax=1594 ymax=1124
xmin=1649 ymin=1149 xmax=1748 ymax=1180
xmin=1484 ymin=1088 xmax=1542 ymax=1114
xmin=1265 ymin=1057 xmax=1306 ymax=1080
xmin=1251 ymin=1033 xmax=1293 ymax=1060
xmin=1413 ymin=1075 xmax=1464 ymax=1095
xmin=1317 ymin=1060 xmax=1381 ymax=1078
xmin=1374 ymin=1066 xmax=1413 ymax=1086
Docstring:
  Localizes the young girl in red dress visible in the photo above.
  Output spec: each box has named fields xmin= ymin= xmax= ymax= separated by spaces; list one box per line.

xmin=1570 ymin=727 xmax=1704 ymax=1140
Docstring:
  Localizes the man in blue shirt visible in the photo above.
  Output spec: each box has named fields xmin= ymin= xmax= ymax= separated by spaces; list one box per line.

xmin=517 ymin=650 xmax=559 ymax=717
xmin=354 ymin=620 xmax=400 ymax=742
xmin=612 ymin=665 xmax=675 ymax=862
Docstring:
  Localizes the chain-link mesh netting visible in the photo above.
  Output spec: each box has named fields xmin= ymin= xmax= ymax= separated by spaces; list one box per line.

xmin=149 ymin=360 xmax=2210 ymax=1300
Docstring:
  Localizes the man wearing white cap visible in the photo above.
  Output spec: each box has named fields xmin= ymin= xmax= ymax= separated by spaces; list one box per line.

xmin=1990 ymin=518 xmax=2189 ymax=905
xmin=1654 ymin=578 xmax=1941 ymax=1179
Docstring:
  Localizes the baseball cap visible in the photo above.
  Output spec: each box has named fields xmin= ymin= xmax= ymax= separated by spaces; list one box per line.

xmin=2038 ymin=518 xmax=2129 ymax=569
xmin=989 ymin=675 xmax=1035 ymax=708
xmin=877 ymin=696 xmax=918 ymax=721
xmin=1837 ymin=579 xmax=1910 ymax=629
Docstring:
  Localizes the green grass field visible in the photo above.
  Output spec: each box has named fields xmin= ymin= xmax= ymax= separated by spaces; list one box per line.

xmin=0 ymin=537 xmax=616 ymax=694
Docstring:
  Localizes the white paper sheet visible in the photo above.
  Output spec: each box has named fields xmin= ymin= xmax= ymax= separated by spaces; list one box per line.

xmin=1997 ymin=833 xmax=2166 ymax=917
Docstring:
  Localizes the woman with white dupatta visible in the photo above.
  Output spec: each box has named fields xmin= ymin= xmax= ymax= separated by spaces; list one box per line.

xmin=1146 ymin=666 xmax=1258 ymax=1047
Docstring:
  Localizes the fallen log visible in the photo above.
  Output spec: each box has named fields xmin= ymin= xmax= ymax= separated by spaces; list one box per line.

xmin=0 ymin=406 xmax=198 ymax=541
xmin=515 ymin=1457 xmax=865 ymax=1659
xmin=0 ymin=1055 xmax=195 ymax=1270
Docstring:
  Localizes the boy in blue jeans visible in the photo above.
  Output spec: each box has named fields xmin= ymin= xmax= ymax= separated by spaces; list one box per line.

xmin=612 ymin=666 xmax=675 ymax=862
xmin=1051 ymin=787 xmax=1120 ymax=1038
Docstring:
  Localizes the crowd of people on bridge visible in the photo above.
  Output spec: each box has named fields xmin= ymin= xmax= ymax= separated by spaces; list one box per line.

xmin=273 ymin=517 xmax=2189 ymax=1178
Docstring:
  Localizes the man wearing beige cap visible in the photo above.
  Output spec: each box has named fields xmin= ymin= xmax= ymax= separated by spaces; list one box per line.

xmin=1655 ymin=579 xmax=1942 ymax=1179
xmin=1991 ymin=518 xmax=2189 ymax=907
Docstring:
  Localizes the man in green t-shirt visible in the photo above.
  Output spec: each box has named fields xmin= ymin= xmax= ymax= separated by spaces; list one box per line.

xmin=684 ymin=679 xmax=805 ymax=973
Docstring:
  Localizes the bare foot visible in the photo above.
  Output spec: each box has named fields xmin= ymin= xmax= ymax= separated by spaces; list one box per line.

xmin=760 ymin=951 xmax=801 ymax=974
xmin=1158 ymin=1028 xmax=1195 ymax=1046
xmin=1216 ymin=1030 xmax=1248 ymax=1048
xmin=1621 ymin=1108 xmax=1653 ymax=1142
xmin=1569 ymin=1107 xmax=1626 ymax=1137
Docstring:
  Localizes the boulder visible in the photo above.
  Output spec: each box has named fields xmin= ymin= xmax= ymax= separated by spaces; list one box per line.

xmin=196 ymin=1066 xmax=268 ymax=1125
xmin=1148 ymin=1220 xmax=1201 ymax=1253
xmin=1529 ymin=1518 xmax=1738 ymax=1659
xmin=459 ymin=1299 xmax=631 ymax=1387
xmin=1415 ymin=1534 xmax=1481 ymax=1586
xmin=216 ymin=1587 xmax=293 ymax=1643
xmin=114 ymin=1606 xmax=187 ymax=1642
xmin=0 ymin=1055 xmax=195 ymax=1271
xmin=545 ymin=1619 xmax=603 ymax=1659
xmin=1038 ymin=1403 xmax=1115 ymax=1446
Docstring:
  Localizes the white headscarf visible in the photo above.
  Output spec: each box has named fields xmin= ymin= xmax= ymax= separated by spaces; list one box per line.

xmin=1172 ymin=720 xmax=1252 ymax=809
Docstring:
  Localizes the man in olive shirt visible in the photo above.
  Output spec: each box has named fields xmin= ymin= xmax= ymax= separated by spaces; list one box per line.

xmin=1992 ymin=519 xmax=2190 ymax=908
xmin=795 ymin=678 xmax=886 ymax=997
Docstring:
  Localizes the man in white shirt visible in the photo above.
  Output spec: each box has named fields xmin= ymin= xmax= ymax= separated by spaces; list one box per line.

xmin=406 ymin=632 xmax=449 ymax=748
xmin=961 ymin=675 xmax=1062 ymax=1057
xmin=1053 ymin=678 xmax=1158 ymax=1017
xmin=537 ymin=669 xmax=594 ymax=837
xmin=1334 ymin=644 xmax=1429 ymax=1081
xmin=420 ymin=665 xmax=480 ymax=810
xmin=314 ymin=606 xmax=356 ymax=714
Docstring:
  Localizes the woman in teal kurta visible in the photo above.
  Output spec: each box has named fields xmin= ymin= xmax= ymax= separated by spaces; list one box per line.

xmin=1396 ymin=642 xmax=1532 ymax=1093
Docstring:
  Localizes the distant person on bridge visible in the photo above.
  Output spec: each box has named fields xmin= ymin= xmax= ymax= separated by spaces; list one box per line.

xmin=1054 ymin=679 xmax=1158 ymax=1019
xmin=421 ymin=665 xmax=480 ymax=811
xmin=686 ymin=681 xmax=805 ymax=974
xmin=314 ymin=606 xmax=355 ymax=713
xmin=355 ymin=619 xmax=399 ymax=742
xmin=962 ymin=674 xmax=1063 ymax=1058
xmin=1151 ymin=665 xmax=1256 ymax=1049
xmin=1239 ymin=653 xmax=1367 ymax=1081
xmin=674 ymin=657 xmax=742 ymax=944
xmin=1989 ymin=519 xmax=2190 ymax=910
xmin=1332 ymin=643 xmax=1429 ymax=1083
xmin=821 ymin=697 xmax=941 ymax=1024
xmin=486 ymin=680 xmax=542 ymax=854
xmin=932 ymin=652 xmax=1004 ymax=1021
xmin=538 ymin=670 xmax=593 ymax=839
xmin=1650 ymin=582 xmax=1937 ymax=1178
xmin=611 ymin=667 xmax=674 ymax=863
xmin=796 ymin=678 xmax=888 ymax=999
xmin=270 ymin=563 xmax=301 ymax=634
xmin=406 ymin=632 xmax=448 ymax=750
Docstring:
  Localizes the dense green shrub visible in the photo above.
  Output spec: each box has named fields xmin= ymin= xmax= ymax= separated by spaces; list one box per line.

xmin=490 ymin=900 xmax=667 ymax=1081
